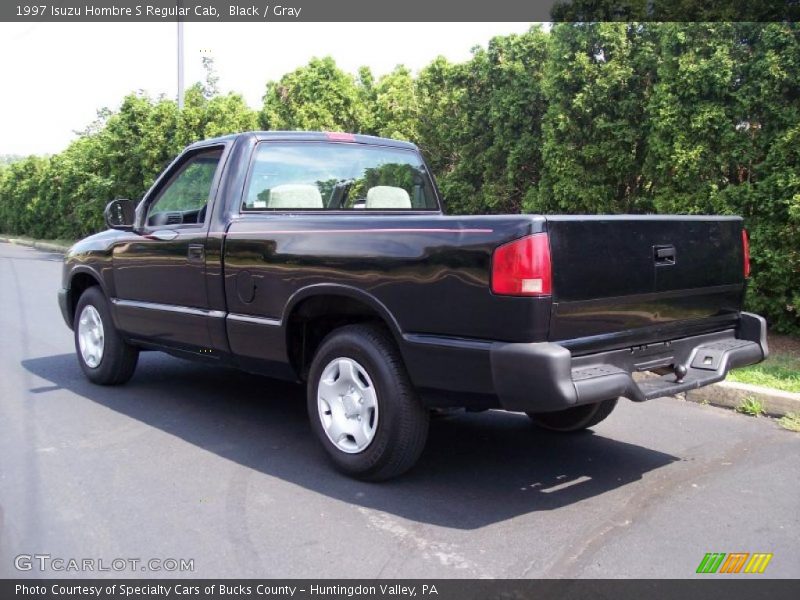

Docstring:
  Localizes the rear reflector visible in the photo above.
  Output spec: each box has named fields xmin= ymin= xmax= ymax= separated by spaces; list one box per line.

xmin=325 ymin=132 xmax=356 ymax=142
xmin=742 ymin=228 xmax=751 ymax=278
xmin=491 ymin=233 xmax=552 ymax=296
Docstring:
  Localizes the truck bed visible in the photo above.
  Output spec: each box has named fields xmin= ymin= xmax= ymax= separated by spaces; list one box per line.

xmin=221 ymin=211 xmax=753 ymax=407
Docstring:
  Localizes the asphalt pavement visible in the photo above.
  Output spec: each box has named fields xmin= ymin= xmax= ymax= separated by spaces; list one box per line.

xmin=0 ymin=241 xmax=797 ymax=579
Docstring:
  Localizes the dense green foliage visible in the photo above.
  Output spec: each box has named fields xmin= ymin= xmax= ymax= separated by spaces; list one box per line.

xmin=1 ymin=23 xmax=797 ymax=332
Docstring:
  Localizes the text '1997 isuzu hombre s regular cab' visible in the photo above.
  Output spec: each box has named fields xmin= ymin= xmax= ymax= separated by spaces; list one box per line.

xmin=59 ymin=131 xmax=768 ymax=480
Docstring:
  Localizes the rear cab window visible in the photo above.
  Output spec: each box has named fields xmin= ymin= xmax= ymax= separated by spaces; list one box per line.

xmin=241 ymin=142 xmax=439 ymax=212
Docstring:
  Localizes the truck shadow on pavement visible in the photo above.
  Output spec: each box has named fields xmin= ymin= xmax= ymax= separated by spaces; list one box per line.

xmin=23 ymin=353 xmax=678 ymax=530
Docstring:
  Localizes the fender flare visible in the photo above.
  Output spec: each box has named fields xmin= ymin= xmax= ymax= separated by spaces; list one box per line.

xmin=65 ymin=265 xmax=118 ymax=326
xmin=281 ymin=283 xmax=405 ymax=343
xmin=66 ymin=265 xmax=108 ymax=301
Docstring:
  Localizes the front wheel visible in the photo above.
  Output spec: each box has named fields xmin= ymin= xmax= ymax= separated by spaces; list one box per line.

xmin=74 ymin=286 xmax=139 ymax=385
xmin=307 ymin=324 xmax=429 ymax=481
xmin=527 ymin=398 xmax=618 ymax=433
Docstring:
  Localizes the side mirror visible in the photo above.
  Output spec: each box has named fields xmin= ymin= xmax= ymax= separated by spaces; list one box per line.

xmin=104 ymin=198 xmax=136 ymax=231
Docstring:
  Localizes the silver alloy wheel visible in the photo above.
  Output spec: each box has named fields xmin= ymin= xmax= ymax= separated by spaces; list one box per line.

xmin=317 ymin=357 xmax=379 ymax=454
xmin=78 ymin=305 xmax=105 ymax=368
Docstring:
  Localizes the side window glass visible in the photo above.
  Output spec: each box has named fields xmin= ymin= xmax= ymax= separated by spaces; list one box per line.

xmin=147 ymin=148 xmax=223 ymax=227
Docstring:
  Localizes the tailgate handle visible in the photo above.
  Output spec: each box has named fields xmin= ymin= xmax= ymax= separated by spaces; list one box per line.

xmin=654 ymin=245 xmax=676 ymax=266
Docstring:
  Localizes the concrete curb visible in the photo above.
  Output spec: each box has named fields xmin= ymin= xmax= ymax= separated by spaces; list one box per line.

xmin=0 ymin=236 xmax=70 ymax=253
xmin=686 ymin=380 xmax=800 ymax=417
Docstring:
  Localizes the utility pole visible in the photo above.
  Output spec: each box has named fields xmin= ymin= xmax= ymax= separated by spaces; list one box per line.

xmin=177 ymin=2 xmax=184 ymax=110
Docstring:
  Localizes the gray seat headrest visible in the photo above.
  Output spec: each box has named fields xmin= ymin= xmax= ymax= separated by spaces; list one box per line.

xmin=365 ymin=186 xmax=411 ymax=209
xmin=267 ymin=184 xmax=323 ymax=209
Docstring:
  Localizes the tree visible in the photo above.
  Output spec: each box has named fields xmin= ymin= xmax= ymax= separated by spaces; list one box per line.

xmin=178 ymin=85 xmax=258 ymax=145
xmin=480 ymin=27 xmax=550 ymax=213
xmin=0 ymin=154 xmax=26 ymax=166
xmin=0 ymin=156 xmax=49 ymax=235
xmin=259 ymin=56 xmax=370 ymax=132
xmin=416 ymin=26 xmax=550 ymax=215
xmin=201 ymin=54 xmax=220 ymax=99
xmin=370 ymin=66 xmax=419 ymax=141
xmin=746 ymin=123 xmax=800 ymax=333
xmin=731 ymin=23 xmax=800 ymax=332
xmin=532 ymin=22 xmax=656 ymax=214
xmin=644 ymin=23 xmax=743 ymax=214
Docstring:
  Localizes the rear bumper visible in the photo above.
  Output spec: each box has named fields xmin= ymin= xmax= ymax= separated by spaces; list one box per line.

xmin=489 ymin=312 xmax=768 ymax=413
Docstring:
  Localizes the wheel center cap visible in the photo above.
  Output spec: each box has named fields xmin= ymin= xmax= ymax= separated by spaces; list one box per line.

xmin=341 ymin=393 xmax=361 ymax=418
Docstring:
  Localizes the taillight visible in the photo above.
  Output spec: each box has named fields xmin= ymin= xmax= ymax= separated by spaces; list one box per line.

xmin=491 ymin=233 xmax=552 ymax=296
xmin=742 ymin=228 xmax=751 ymax=278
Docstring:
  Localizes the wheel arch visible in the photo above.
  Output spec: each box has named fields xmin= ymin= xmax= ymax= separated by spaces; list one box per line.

xmin=282 ymin=284 xmax=404 ymax=380
xmin=66 ymin=268 xmax=107 ymax=325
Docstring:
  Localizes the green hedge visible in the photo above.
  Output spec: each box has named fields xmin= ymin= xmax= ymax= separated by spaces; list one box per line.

xmin=1 ymin=23 xmax=798 ymax=334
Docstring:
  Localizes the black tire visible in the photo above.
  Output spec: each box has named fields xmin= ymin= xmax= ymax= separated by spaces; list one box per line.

xmin=527 ymin=398 xmax=618 ymax=433
xmin=73 ymin=286 xmax=139 ymax=385
xmin=306 ymin=323 xmax=429 ymax=481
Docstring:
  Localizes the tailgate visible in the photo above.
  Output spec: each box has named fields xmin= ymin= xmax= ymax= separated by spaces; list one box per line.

xmin=546 ymin=216 xmax=746 ymax=352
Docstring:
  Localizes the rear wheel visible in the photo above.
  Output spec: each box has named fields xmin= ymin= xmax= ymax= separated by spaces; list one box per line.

xmin=307 ymin=323 xmax=429 ymax=481
xmin=74 ymin=286 xmax=139 ymax=385
xmin=527 ymin=398 xmax=618 ymax=432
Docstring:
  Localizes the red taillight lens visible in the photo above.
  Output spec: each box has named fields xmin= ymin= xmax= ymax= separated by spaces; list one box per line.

xmin=742 ymin=228 xmax=751 ymax=278
xmin=491 ymin=233 xmax=552 ymax=296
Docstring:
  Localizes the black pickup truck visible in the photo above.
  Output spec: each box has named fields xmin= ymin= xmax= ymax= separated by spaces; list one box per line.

xmin=59 ymin=131 xmax=768 ymax=480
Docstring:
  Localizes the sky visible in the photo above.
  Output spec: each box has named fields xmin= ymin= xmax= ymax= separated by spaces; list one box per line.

xmin=1 ymin=22 xmax=536 ymax=157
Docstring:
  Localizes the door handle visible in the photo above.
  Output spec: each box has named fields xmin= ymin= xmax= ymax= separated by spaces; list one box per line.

xmin=654 ymin=245 xmax=676 ymax=266
xmin=187 ymin=244 xmax=205 ymax=263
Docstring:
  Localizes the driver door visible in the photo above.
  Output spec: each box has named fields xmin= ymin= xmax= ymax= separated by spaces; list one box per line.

xmin=112 ymin=146 xmax=224 ymax=350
